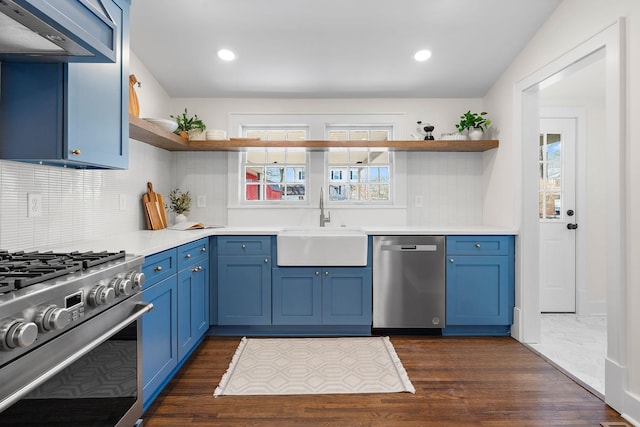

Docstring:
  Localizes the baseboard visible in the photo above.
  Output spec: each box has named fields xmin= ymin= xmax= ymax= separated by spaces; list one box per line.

xmin=606 ymin=356 xmax=626 ymax=413
xmin=622 ymin=389 xmax=640 ymax=427
xmin=511 ymin=306 xmax=522 ymax=341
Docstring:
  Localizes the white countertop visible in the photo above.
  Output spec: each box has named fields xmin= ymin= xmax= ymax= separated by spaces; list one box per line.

xmin=43 ymin=225 xmax=518 ymax=257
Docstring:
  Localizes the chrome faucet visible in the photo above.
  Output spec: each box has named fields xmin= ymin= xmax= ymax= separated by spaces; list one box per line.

xmin=319 ymin=187 xmax=331 ymax=227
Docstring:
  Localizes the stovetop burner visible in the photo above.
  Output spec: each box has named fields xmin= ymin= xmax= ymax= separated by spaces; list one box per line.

xmin=0 ymin=250 xmax=126 ymax=294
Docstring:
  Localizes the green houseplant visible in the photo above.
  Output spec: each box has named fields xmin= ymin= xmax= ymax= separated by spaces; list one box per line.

xmin=168 ymin=189 xmax=191 ymax=223
xmin=455 ymin=111 xmax=492 ymax=140
xmin=170 ymin=108 xmax=206 ymax=139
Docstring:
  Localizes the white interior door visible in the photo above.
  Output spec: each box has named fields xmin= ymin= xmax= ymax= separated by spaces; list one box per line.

xmin=539 ymin=117 xmax=577 ymax=313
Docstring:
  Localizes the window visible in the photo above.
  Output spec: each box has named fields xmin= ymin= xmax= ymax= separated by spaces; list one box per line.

xmin=325 ymin=127 xmax=392 ymax=202
xmin=231 ymin=113 xmax=403 ymax=206
xmin=539 ymin=132 xmax=562 ymax=219
xmin=327 ymin=149 xmax=391 ymax=202
xmin=242 ymin=127 xmax=308 ymax=202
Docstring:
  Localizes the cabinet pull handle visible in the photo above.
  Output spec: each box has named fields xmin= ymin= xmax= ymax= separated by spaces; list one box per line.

xmin=449 ymin=258 xmax=454 ymax=263
xmin=201 ymin=247 xmax=207 ymax=252
xmin=185 ymin=253 xmax=191 ymax=259
xmin=475 ymin=243 xmax=481 ymax=248
xmin=242 ymin=244 xmax=246 ymax=249
xmin=325 ymin=271 xmax=329 ymax=276
xmin=315 ymin=271 xmax=320 ymax=276
xmin=264 ymin=258 xmax=268 ymax=263
xmin=154 ymin=266 xmax=163 ymax=271
xmin=192 ymin=266 xmax=203 ymax=272
xmin=71 ymin=149 xmax=81 ymax=156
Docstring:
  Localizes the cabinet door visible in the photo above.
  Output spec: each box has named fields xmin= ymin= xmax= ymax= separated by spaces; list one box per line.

xmin=322 ymin=268 xmax=372 ymax=325
xmin=0 ymin=0 xmax=129 ymax=169
xmin=141 ymin=275 xmax=178 ymax=408
xmin=272 ymin=267 xmax=322 ymax=325
xmin=177 ymin=261 xmax=209 ymax=361
xmin=66 ymin=0 xmax=129 ymax=169
xmin=446 ymin=255 xmax=510 ymax=325
xmin=217 ymin=255 xmax=271 ymax=325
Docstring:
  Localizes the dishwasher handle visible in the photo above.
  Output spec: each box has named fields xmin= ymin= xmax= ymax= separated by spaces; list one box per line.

xmin=381 ymin=244 xmax=438 ymax=252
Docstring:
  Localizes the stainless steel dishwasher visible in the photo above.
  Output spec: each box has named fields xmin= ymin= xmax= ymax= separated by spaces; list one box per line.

xmin=372 ymin=236 xmax=445 ymax=328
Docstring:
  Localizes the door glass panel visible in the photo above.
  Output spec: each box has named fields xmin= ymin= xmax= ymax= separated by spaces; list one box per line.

xmin=539 ymin=132 xmax=563 ymax=220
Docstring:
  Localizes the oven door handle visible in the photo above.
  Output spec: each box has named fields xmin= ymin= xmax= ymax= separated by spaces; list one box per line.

xmin=0 ymin=302 xmax=153 ymax=413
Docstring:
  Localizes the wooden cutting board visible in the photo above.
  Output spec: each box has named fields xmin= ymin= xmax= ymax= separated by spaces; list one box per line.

xmin=142 ymin=182 xmax=166 ymax=230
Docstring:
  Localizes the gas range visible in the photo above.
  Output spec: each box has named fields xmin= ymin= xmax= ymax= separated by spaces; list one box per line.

xmin=0 ymin=249 xmax=145 ymax=366
xmin=0 ymin=248 xmax=151 ymax=425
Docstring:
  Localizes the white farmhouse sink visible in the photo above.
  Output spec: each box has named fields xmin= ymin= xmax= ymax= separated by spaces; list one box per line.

xmin=277 ymin=226 xmax=368 ymax=266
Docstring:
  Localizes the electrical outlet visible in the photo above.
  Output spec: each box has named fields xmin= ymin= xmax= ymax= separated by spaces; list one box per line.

xmin=119 ymin=194 xmax=127 ymax=211
xmin=197 ymin=195 xmax=206 ymax=208
xmin=415 ymin=195 xmax=424 ymax=208
xmin=28 ymin=193 xmax=43 ymax=217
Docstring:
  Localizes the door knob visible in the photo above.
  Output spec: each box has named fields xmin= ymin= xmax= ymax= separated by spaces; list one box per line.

xmin=567 ymin=223 xmax=578 ymax=230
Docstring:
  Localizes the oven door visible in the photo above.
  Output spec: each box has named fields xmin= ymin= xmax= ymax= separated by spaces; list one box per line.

xmin=0 ymin=295 xmax=152 ymax=427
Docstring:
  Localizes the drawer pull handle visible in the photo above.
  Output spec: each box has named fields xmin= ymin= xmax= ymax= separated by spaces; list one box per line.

xmin=315 ymin=271 xmax=320 ymax=276
xmin=325 ymin=271 xmax=329 ymax=276
xmin=201 ymin=247 xmax=207 ymax=252
xmin=475 ymin=243 xmax=481 ymax=248
xmin=71 ymin=149 xmax=81 ymax=155
xmin=264 ymin=258 xmax=268 ymax=263
xmin=192 ymin=266 xmax=202 ymax=272
xmin=242 ymin=244 xmax=246 ymax=249
xmin=449 ymin=258 xmax=454 ymax=263
xmin=185 ymin=253 xmax=191 ymax=259
xmin=154 ymin=266 xmax=163 ymax=272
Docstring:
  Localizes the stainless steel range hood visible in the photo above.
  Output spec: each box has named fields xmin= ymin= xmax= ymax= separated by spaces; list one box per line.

xmin=0 ymin=0 xmax=117 ymax=62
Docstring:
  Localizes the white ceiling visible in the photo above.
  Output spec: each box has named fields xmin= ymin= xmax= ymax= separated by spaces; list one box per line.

xmin=129 ymin=0 xmax=561 ymax=99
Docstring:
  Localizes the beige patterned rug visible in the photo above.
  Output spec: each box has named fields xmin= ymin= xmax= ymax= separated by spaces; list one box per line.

xmin=214 ymin=336 xmax=415 ymax=397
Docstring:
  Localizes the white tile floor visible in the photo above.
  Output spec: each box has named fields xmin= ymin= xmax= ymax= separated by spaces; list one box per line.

xmin=529 ymin=314 xmax=606 ymax=397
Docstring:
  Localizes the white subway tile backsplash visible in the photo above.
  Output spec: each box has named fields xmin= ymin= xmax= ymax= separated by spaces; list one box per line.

xmin=0 ymin=140 xmax=172 ymax=251
xmin=1 ymin=138 xmax=484 ymax=250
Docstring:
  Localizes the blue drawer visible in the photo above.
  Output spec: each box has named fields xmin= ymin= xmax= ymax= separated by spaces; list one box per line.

xmin=142 ymin=248 xmax=178 ymax=288
xmin=177 ymin=238 xmax=209 ymax=270
xmin=217 ymin=236 xmax=272 ymax=255
xmin=446 ymin=235 xmax=513 ymax=256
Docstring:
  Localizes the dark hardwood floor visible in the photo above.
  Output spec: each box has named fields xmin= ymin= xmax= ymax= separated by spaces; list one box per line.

xmin=143 ymin=336 xmax=628 ymax=426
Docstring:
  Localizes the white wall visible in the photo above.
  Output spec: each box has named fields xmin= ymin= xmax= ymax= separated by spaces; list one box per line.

xmin=483 ymin=0 xmax=640 ymax=422
xmin=168 ymin=97 xmax=486 ymax=227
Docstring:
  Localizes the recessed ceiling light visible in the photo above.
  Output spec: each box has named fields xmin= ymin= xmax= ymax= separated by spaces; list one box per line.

xmin=414 ymin=49 xmax=432 ymax=62
xmin=217 ymin=49 xmax=236 ymax=61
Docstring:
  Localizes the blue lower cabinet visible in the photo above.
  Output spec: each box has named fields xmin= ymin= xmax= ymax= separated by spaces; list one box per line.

xmin=272 ymin=267 xmax=372 ymax=326
xmin=272 ymin=267 xmax=322 ymax=325
xmin=322 ymin=268 xmax=372 ymax=325
xmin=142 ymin=275 xmax=178 ymax=409
xmin=443 ymin=235 xmax=515 ymax=336
xmin=217 ymin=255 xmax=272 ymax=325
xmin=141 ymin=239 xmax=210 ymax=411
xmin=177 ymin=260 xmax=209 ymax=361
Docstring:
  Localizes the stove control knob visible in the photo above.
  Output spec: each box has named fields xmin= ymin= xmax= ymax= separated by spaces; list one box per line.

xmin=125 ymin=271 xmax=145 ymax=289
xmin=110 ymin=278 xmax=133 ymax=296
xmin=0 ymin=319 xmax=38 ymax=350
xmin=35 ymin=305 xmax=71 ymax=332
xmin=88 ymin=285 xmax=115 ymax=306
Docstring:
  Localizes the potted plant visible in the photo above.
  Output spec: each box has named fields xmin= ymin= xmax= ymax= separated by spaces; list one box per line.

xmin=455 ymin=111 xmax=492 ymax=140
xmin=168 ymin=188 xmax=191 ymax=223
xmin=170 ymin=108 xmax=206 ymax=140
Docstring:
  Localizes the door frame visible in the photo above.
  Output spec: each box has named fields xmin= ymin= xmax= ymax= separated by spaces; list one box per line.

xmin=539 ymin=109 xmax=587 ymax=314
xmin=512 ymin=19 xmax=626 ymax=410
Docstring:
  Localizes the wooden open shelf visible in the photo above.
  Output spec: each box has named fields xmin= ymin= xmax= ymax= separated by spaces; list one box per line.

xmin=129 ymin=116 xmax=499 ymax=152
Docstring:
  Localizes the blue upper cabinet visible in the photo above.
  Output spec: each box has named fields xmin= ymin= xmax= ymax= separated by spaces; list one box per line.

xmin=1 ymin=0 xmax=120 ymax=63
xmin=0 ymin=0 xmax=129 ymax=169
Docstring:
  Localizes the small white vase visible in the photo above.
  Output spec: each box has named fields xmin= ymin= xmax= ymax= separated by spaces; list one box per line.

xmin=468 ymin=129 xmax=484 ymax=140
xmin=175 ymin=213 xmax=187 ymax=224
xmin=188 ymin=129 xmax=206 ymax=141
